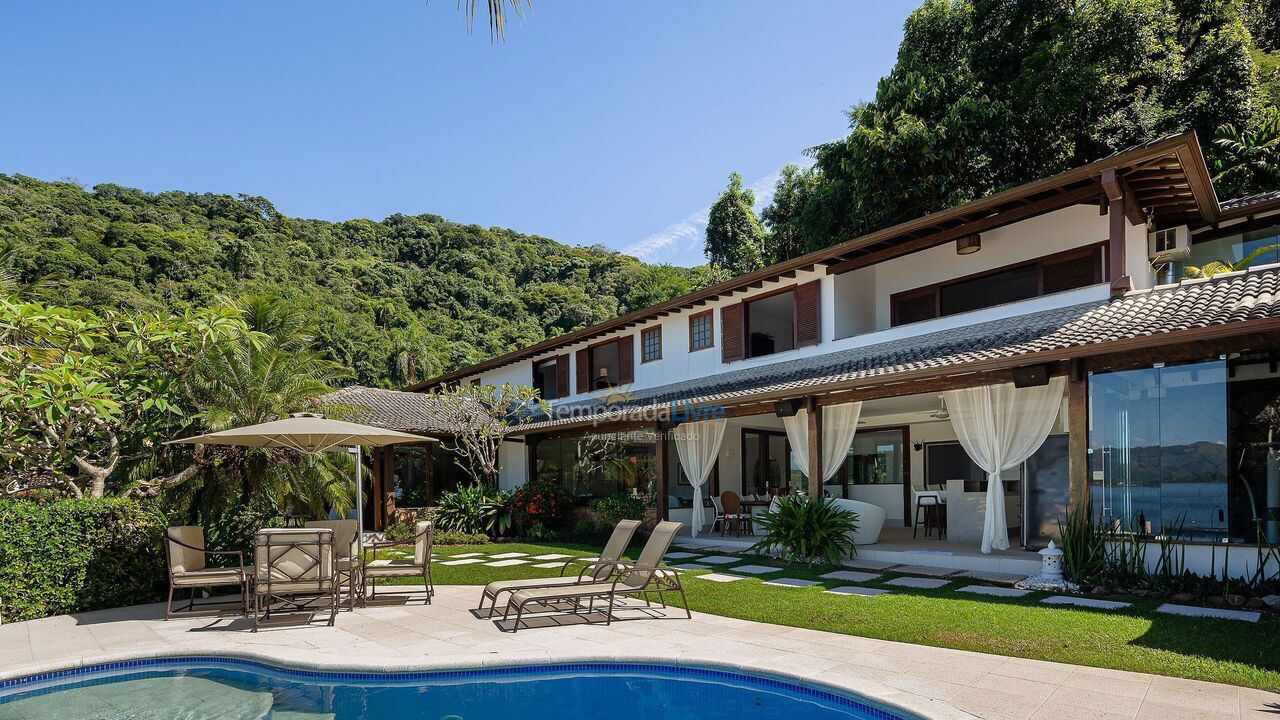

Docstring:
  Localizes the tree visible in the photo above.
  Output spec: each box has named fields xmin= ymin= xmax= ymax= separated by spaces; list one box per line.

xmin=460 ymin=0 xmax=530 ymax=41
xmin=760 ymin=164 xmax=823 ymax=264
xmin=424 ymin=382 xmax=547 ymax=485
xmin=1184 ymin=243 xmax=1280 ymax=278
xmin=1212 ymin=107 xmax=1280 ymax=199
xmin=704 ymin=172 xmax=767 ymax=276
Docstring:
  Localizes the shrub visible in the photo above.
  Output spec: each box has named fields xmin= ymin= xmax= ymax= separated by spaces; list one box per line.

xmin=509 ymin=477 xmax=572 ymax=531
xmin=750 ymin=496 xmax=858 ymax=565
xmin=381 ymin=523 xmax=486 ymax=546
xmin=0 ymin=498 xmax=168 ymax=622
xmin=434 ymin=483 xmax=513 ymax=537
xmin=1057 ymin=511 xmax=1107 ymax=581
xmin=588 ymin=495 xmax=647 ymax=526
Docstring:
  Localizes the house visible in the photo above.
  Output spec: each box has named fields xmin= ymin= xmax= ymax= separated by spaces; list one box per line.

xmin=347 ymin=132 xmax=1280 ymax=578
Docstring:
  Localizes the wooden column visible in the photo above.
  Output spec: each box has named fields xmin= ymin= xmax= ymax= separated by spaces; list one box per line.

xmin=1067 ymin=361 xmax=1091 ymax=518
xmin=655 ymin=422 xmax=670 ymax=522
xmin=1101 ymin=168 xmax=1136 ymax=296
xmin=806 ymin=396 xmax=823 ymax=497
xmin=381 ymin=446 xmax=397 ymax=529
xmin=370 ymin=447 xmax=384 ymax=530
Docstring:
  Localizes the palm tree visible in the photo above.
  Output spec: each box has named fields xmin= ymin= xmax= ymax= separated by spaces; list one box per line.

xmin=1212 ymin=108 xmax=1280 ymax=200
xmin=1184 ymin=243 xmax=1280 ymax=279
xmin=460 ymin=0 xmax=530 ymax=41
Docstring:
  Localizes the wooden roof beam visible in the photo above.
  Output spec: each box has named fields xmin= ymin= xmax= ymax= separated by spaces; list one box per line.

xmin=1101 ymin=168 xmax=1148 ymax=226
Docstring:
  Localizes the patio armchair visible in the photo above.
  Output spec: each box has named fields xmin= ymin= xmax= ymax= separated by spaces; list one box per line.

xmin=305 ymin=519 xmax=359 ymax=609
xmin=164 ymin=526 xmax=250 ymax=619
xmin=362 ymin=520 xmax=434 ymax=604
xmin=252 ymin=528 xmax=338 ymax=631
xmin=502 ymin=521 xmax=688 ymax=632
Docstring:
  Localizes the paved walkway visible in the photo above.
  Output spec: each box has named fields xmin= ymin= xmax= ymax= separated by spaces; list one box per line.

xmin=0 ymin=586 xmax=1276 ymax=720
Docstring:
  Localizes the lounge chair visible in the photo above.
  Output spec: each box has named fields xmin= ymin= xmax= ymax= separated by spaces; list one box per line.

xmin=163 ymin=525 xmax=250 ymax=619
xmin=476 ymin=518 xmax=641 ymax=614
xmin=362 ymin=520 xmax=433 ymax=604
xmin=502 ymin=520 xmax=688 ymax=632
xmin=252 ymin=528 xmax=338 ymax=631
xmin=305 ymin=519 xmax=359 ymax=609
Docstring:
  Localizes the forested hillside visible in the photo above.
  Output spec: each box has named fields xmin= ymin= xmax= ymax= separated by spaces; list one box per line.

xmin=0 ymin=174 xmax=705 ymax=387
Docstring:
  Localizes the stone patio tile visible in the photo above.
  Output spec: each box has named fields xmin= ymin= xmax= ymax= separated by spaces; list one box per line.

xmin=696 ymin=555 xmax=741 ymax=565
xmin=530 ymin=562 xmax=564 ymax=569
xmin=960 ymin=570 xmax=1028 ymax=584
xmin=1031 ymin=702 xmax=1133 ymax=720
xmin=820 ymin=570 xmax=881 ymax=582
xmin=528 ymin=553 xmax=572 ymax=560
xmin=824 ymin=586 xmax=890 ymax=597
xmin=694 ymin=573 xmax=745 ymax=583
xmin=668 ymin=563 xmax=709 ymax=571
xmin=894 ymin=564 xmax=960 ymax=578
xmin=726 ymin=564 xmax=781 ymax=575
xmin=957 ymin=584 xmax=1032 ymax=598
xmin=440 ymin=558 xmax=486 ymax=566
xmin=447 ymin=552 xmax=485 ymax=558
xmin=1059 ymin=667 xmax=1151 ymax=700
xmin=763 ymin=578 xmax=822 ymax=588
xmin=1155 ymin=603 xmax=1260 ymax=622
xmin=1042 ymin=595 xmax=1131 ymax=610
xmin=1048 ymin=685 xmax=1144 ymax=716
xmin=991 ymin=657 xmax=1078 ymax=685
xmin=1136 ymin=700 xmax=1237 ymax=720
xmin=885 ymin=576 xmax=950 ymax=589
xmin=841 ymin=558 xmax=900 ymax=570
xmin=663 ymin=552 xmax=702 ymax=560
xmin=484 ymin=559 xmax=529 ymax=567
xmin=972 ymin=672 xmax=1057 ymax=703
xmin=488 ymin=552 xmax=529 ymax=559
xmin=949 ymin=684 xmax=1045 ymax=718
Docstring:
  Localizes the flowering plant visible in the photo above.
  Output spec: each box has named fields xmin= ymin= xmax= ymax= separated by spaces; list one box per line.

xmin=509 ymin=477 xmax=572 ymax=532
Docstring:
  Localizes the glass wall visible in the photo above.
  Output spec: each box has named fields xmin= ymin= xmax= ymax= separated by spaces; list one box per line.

xmin=534 ymin=431 xmax=658 ymax=503
xmin=1089 ymin=354 xmax=1280 ymax=544
xmin=1185 ymin=223 xmax=1280 ymax=274
xmin=825 ymin=428 xmax=905 ymax=498
xmin=393 ymin=444 xmax=468 ymax=507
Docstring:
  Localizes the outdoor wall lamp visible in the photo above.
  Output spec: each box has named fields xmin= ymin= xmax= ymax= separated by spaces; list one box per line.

xmin=956 ymin=233 xmax=981 ymax=255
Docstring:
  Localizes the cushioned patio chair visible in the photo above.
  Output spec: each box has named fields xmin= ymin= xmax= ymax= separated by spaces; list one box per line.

xmin=164 ymin=525 xmax=250 ymax=619
xmin=502 ymin=521 xmax=688 ymax=632
xmin=362 ymin=520 xmax=433 ymax=604
xmin=252 ymin=528 xmax=338 ymax=631
xmin=305 ymin=519 xmax=359 ymax=609
xmin=476 ymin=519 xmax=641 ymax=614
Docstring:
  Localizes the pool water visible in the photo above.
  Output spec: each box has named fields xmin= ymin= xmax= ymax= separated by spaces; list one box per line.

xmin=0 ymin=659 xmax=907 ymax=720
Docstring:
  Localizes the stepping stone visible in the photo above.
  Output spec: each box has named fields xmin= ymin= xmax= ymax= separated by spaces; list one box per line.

xmin=895 ymin=564 xmax=959 ymax=578
xmin=696 ymin=573 xmax=746 ymax=583
xmin=664 ymin=552 xmax=703 ymax=560
xmin=841 ymin=559 xmax=899 ymax=571
xmin=490 ymin=552 xmax=528 ymax=559
xmin=1156 ymin=603 xmax=1261 ymax=622
xmin=531 ymin=562 xmax=566 ymax=569
xmin=960 ymin=570 xmax=1027 ymax=585
xmin=669 ymin=563 xmax=710 ymax=571
xmin=697 ymin=555 xmax=742 ymax=565
xmin=821 ymin=570 xmax=881 ymax=583
xmin=763 ymin=578 xmax=822 ymax=588
xmin=529 ymin=553 xmax=571 ymax=560
xmin=1042 ymin=595 xmax=1131 ymax=610
xmin=958 ymin=585 xmax=1031 ymax=598
xmin=728 ymin=564 xmax=782 ymax=575
xmin=441 ymin=558 xmax=486 ymax=566
xmin=886 ymin=577 xmax=950 ymax=589
xmin=825 ymin=586 xmax=890 ymax=597
xmin=449 ymin=552 xmax=485 ymax=558
xmin=485 ymin=559 xmax=529 ymax=567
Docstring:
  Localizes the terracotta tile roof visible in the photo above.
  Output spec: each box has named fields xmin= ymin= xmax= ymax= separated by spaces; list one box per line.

xmin=515 ymin=265 xmax=1280 ymax=432
xmin=1220 ymin=190 xmax=1280 ymax=213
xmin=323 ymin=385 xmax=458 ymax=434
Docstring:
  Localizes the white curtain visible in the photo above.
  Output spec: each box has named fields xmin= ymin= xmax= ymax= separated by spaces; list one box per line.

xmin=673 ymin=418 xmax=727 ymax=536
xmin=781 ymin=402 xmax=864 ymax=486
xmin=944 ymin=377 xmax=1065 ymax=554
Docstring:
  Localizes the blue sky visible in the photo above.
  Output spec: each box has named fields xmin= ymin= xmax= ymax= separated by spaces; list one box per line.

xmin=2 ymin=2 xmax=912 ymax=267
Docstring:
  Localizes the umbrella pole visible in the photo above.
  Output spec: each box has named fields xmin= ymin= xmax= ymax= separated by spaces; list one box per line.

xmin=355 ymin=445 xmax=364 ymax=556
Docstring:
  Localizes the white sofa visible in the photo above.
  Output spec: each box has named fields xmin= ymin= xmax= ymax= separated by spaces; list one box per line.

xmin=830 ymin=498 xmax=887 ymax=545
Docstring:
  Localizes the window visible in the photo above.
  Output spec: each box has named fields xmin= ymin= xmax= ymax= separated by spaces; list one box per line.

xmin=890 ymin=245 xmax=1104 ymax=326
xmin=1185 ymin=222 xmax=1280 ymax=275
xmin=590 ymin=341 xmax=619 ymax=389
xmin=743 ymin=429 xmax=795 ymax=496
xmin=641 ymin=326 xmax=662 ymax=362
xmin=689 ymin=310 xmax=713 ymax=351
xmin=745 ymin=291 xmax=795 ymax=358
xmin=535 ymin=431 xmax=659 ymax=501
xmin=533 ymin=359 xmax=560 ymax=400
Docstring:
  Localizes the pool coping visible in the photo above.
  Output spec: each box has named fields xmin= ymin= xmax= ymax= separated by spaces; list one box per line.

xmin=0 ymin=646 xmax=963 ymax=720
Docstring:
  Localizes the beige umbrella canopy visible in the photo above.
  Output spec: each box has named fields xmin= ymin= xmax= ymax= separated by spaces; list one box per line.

xmin=168 ymin=413 xmax=435 ymax=553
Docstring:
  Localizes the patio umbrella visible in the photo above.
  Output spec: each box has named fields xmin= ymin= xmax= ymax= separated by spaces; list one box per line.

xmin=168 ymin=413 xmax=434 ymax=555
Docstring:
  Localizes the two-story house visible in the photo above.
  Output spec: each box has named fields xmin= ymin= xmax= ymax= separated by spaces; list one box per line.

xmin=342 ymin=132 xmax=1280 ymax=577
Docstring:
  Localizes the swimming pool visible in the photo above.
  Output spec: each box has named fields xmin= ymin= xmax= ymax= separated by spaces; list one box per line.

xmin=0 ymin=658 xmax=913 ymax=720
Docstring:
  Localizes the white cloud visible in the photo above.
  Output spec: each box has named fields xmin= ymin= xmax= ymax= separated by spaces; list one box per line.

xmin=622 ymin=158 xmax=812 ymax=266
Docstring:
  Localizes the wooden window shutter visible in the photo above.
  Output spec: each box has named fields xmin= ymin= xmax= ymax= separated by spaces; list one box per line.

xmin=555 ymin=354 xmax=569 ymax=398
xmin=721 ymin=303 xmax=745 ymax=363
xmin=1042 ymin=250 xmax=1103 ymax=295
xmin=891 ymin=289 xmax=938 ymax=326
xmin=617 ymin=335 xmax=635 ymax=384
xmin=793 ymin=280 xmax=821 ymax=347
xmin=575 ymin=348 xmax=589 ymax=394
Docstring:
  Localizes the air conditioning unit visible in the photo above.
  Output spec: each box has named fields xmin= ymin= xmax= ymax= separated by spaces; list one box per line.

xmin=1148 ymin=225 xmax=1191 ymax=263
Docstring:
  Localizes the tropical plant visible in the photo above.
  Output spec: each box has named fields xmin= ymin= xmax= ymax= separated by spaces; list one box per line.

xmin=1057 ymin=512 xmax=1107 ymax=581
xmin=509 ymin=476 xmax=572 ymax=532
xmin=1212 ymin=107 xmax=1280 ymax=199
xmin=588 ymin=494 xmax=647 ymax=526
xmin=1183 ymin=243 xmax=1280 ymax=278
xmin=460 ymin=0 xmax=530 ymax=41
xmin=434 ymin=483 xmax=513 ymax=536
xmin=425 ymin=382 xmax=547 ymax=485
xmin=750 ymin=495 xmax=859 ymax=565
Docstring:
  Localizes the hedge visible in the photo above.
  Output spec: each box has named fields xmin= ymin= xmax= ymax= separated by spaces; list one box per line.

xmin=0 ymin=498 xmax=168 ymax=623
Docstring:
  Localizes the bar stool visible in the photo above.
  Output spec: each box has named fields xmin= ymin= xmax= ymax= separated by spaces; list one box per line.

xmin=913 ymin=490 xmax=946 ymax=539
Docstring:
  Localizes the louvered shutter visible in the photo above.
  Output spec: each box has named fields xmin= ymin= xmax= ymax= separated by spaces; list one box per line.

xmin=721 ymin=303 xmax=745 ymax=363
xmin=617 ymin=335 xmax=635 ymax=384
xmin=575 ymin=348 xmax=589 ymax=394
xmin=555 ymin=355 xmax=569 ymax=399
xmin=1042 ymin=250 xmax=1102 ymax=294
xmin=891 ymin=289 xmax=938 ymax=326
xmin=793 ymin=280 xmax=821 ymax=347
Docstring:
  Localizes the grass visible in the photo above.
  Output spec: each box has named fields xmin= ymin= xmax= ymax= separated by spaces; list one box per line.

xmin=381 ymin=540 xmax=1280 ymax=692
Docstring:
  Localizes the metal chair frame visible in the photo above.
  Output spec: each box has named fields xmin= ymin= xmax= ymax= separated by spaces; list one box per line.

xmin=252 ymin=528 xmax=338 ymax=632
xmin=163 ymin=534 xmax=249 ymax=620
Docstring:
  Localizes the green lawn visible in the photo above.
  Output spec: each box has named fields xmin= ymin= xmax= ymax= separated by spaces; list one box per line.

xmin=382 ymin=540 xmax=1280 ymax=692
